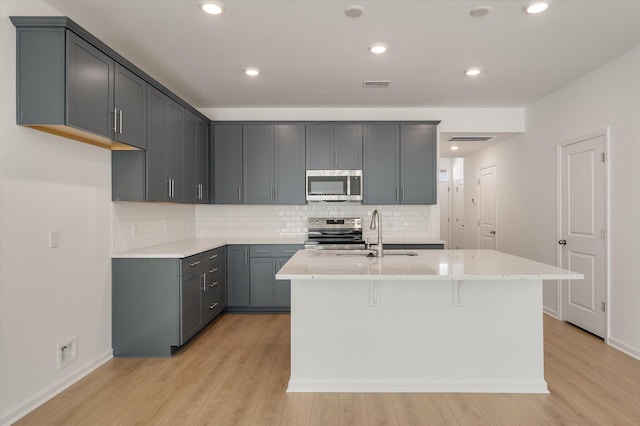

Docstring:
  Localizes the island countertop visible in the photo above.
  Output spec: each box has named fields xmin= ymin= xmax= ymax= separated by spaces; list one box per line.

xmin=276 ymin=249 xmax=582 ymax=281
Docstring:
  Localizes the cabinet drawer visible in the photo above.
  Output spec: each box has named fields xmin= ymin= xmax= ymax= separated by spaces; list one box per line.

xmin=203 ymin=282 xmax=224 ymax=321
xmin=203 ymin=247 xmax=225 ymax=269
xmin=250 ymin=244 xmax=303 ymax=258
xmin=181 ymin=253 xmax=204 ymax=275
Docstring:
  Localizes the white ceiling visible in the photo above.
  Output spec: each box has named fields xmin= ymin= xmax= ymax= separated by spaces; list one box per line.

xmin=44 ymin=0 xmax=640 ymax=155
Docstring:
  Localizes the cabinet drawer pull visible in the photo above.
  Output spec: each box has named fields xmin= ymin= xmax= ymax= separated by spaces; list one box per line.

xmin=209 ymin=254 xmax=218 ymax=260
xmin=281 ymin=250 xmax=298 ymax=253
xmin=209 ymin=268 xmax=218 ymax=274
xmin=255 ymin=250 xmax=271 ymax=253
xmin=209 ymin=281 xmax=218 ymax=288
xmin=209 ymin=303 xmax=218 ymax=310
xmin=189 ymin=261 xmax=201 ymax=267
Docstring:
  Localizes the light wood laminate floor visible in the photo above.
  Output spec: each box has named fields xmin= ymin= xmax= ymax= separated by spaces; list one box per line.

xmin=16 ymin=314 xmax=640 ymax=425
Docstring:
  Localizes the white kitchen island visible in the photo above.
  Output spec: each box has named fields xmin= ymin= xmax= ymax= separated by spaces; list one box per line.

xmin=276 ymin=249 xmax=582 ymax=394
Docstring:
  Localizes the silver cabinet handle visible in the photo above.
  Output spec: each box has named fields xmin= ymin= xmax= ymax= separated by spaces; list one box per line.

xmin=274 ymin=186 xmax=277 ymax=201
xmin=209 ymin=303 xmax=218 ymax=310
xmin=396 ymin=187 xmax=399 ymax=201
xmin=189 ymin=261 xmax=201 ymax=267
xmin=201 ymin=273 xmax=206 ymax=291
xmin=334 ymin=151 xmax=338 ymax=168
xmin=402 ymin=187 xmax=405 ymax=202
xmin=111 ymin=108 xmax=118 ymax=132
xmin=209 ymin=281 xmax=218 ymax=288
xmin=281 ymin=250 xmax=297 ymax=253
xmin=209 ymin=254 xmax=218 ymax=260
xmin=167 ymin=179 xmax=172 ymax=197
xmin=238 ymin=186 xmax=241 ymax=201
xmin=255 ymin=250 xmax=271 ymax=253
xmin=209 ymin=268 xmax=218 ymax=273
xmin=119 ymin=109 xmax=123 ymax=134
xmin=245 ymin=249 xmax=248 ymax=264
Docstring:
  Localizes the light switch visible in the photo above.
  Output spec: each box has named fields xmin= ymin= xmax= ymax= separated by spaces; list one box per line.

xmin=48 ymin=230 xmax=59 ymax=249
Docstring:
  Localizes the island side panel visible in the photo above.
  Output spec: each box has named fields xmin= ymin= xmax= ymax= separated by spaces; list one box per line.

xmin=288 ymin=278 xmax=547 ymax=393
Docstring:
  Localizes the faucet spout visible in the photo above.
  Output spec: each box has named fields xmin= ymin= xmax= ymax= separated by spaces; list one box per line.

xmin=369 ymin=209 xmax=383 ymax=257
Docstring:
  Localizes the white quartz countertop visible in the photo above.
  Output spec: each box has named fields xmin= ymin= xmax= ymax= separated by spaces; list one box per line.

xmin=276 ymin=249 xmax=583 ymax=281
xmin=112 ymin=237 xmax=305 ymax=258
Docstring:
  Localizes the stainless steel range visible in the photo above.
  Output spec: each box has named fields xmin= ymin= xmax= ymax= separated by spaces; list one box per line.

xmin=304 ymin=217 xmax=366 ymax=250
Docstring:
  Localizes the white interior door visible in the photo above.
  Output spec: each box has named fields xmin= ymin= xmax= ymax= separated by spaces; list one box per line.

xmin=439 ymin=181 xmax=451 ymax=248
xmin=560 ymin=135 xmax=606 ymax=338
xmin=478 ymin=165 xmax=497 ymax=250
xmin=453 ymin=179 xmax=464 ymax=249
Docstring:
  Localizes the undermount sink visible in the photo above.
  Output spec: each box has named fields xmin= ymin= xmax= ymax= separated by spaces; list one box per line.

xmin=336 ymin=250 xmax=418 ymax=257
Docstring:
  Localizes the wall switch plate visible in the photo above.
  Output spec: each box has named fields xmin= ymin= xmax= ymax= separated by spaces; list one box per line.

xmin=48 ymin=230 xmax=59 ymax=249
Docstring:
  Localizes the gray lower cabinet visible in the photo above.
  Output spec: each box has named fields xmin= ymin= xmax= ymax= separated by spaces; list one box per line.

xmin=226 ymin=245 xmax=251 ymax=307
xmin=306 ymin=123 xmax=362 ymax=170
xmin=212 ymin=124 xmax=243 ymax=204
xmin=227 ymin=244 xmax=302 ymax=312
xmin=363 ymin=123 xmax=438 ymax=205
xmin=112 ymin=246 xmax=226 ymax=357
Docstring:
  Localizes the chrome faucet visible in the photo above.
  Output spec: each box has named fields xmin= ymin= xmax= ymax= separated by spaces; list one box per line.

xmin=369 ymin=209 xmax=383 ymax=257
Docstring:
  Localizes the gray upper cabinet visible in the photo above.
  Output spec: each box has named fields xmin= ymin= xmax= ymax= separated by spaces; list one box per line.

xmin=363 ymin=124 xmax=400 ymax=204
xmin=306 ymin=124 xmax=362 ymax=170
xmin=241 ymin=124 xmax=305 ymax=205
xmin=185 ymin=111 xmax=209 ymax=203
xmin=363 ymin=123 xmax=438 ymax=205
xmin=114 ymin=63 xmax=147 ymax=149
xmin=195 ymin=119 xmax=209 ymax=203
xmin=146 ymin=87 xmax=185 ymax=202
xmin=243 ymin=125 xmax=275 ymax=204
xmin=66 ymin=32 xmax=115 ymax=139
xmin=400 ymin=124 xmax=437 ymax=204
xmin=275 ymin=125 xmax=306 ymax=204
xmin=213 ymin=124 xmax=243 ymax=204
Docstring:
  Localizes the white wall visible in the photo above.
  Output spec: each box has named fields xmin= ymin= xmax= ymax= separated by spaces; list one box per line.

xmin=464 ymin=46 xmax=640 ymax=358
xmin=0 ymin=2 xmax=114 ymax=424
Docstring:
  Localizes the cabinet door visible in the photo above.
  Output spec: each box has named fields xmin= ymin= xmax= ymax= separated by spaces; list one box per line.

xmin=275 ymin=124 xmax=305 ymax=204
xmin=213 ymin=124 xmax=243 ymax=204
xmin=227 ymin=245 xmax=250 ymax=307
xmin=184 ymin=111 xmax=198 ymax=202
xmin=335 ymin=124 xmax=363 ymax=170
xmin=181 ymin=270 xmax=203 ymax=344
xmin=243 ymin=125 xmax=275 ymax=204
xmin=250 ymin=257 xmax=276 ymax=306
xmin=196 ymin=119 xmax=209 ymax=203
xmin=275 ymin=258 xmax=291 ymax=307
xmin=400 ymin=124 xmax=437 ymax=204
xmin=66 ymin=31 xmax=114 ymax=138
xmin=306 ymin=124 xmax=334 ymax=169
xmin=363 ymin=124 xmax=400 ymax=204
xmin=114 ymin=63 xmax=146 ymax=148
xmin=146 ymin=87 xmax=170 ymax=201
xmin=167 ymin=101 xmax=185 ymax=202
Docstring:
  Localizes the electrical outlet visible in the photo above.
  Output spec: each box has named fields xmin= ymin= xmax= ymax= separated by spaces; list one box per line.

xmin=164 ymin=223 xmax=168 ymax=235
xmin=131 ymin=225 xmax=136 ymax=239
xmin=57 ymin=336 xmax=78 ymax=370
xmin=48 ymin=230 xmax=59 ymax=249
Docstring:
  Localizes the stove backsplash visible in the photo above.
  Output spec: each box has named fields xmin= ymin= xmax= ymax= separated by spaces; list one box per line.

xmin=196 ymin=204 xmax=436 ymax=241
xmin=113 ymin=202 xmax=437 ymax=253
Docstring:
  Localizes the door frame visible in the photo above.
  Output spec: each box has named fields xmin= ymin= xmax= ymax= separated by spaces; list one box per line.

xmin=477 ymin=162 xmax=497 ymax=250
xmin=556 ymin=128 xmax=609 ymax=339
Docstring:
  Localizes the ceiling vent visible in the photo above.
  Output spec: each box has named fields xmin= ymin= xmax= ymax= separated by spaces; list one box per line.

xmin=363 ymin=80 xmax=391 ymax=88
xmin=448 ymin=136 xmax=493 ymax=142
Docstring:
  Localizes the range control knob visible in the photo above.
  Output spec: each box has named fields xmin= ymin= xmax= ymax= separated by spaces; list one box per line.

xmin=356 ymin=219 xmax=361 ymax=225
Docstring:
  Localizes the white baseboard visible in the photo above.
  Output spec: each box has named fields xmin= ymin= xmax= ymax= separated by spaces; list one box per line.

xmin=543 ymin=307 xmax=559 ymax=319
xmin=608 ymin=336 xmax=640 ymax=361
xmin=1 ymin=350 xmax=113 ymax=426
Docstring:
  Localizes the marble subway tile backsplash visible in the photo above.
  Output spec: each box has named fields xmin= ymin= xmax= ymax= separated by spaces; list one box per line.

xmin=196 ymin=204 xmax=436 ymax=241
xmin=113 ymin=202 xmax=196 ymax=253
xmin=113 ymin=202 xmax=437 ymax=253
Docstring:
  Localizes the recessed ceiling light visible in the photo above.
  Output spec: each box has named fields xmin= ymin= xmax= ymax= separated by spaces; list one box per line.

xmin=244 ymin=67 xmax=260 ymax=77
xmin=345 ymin=5 xmax=364 ymax=18
xmin=200 ymin=1 xmax=225 ymax=15
xmin=369 ymin=43 xmax=388 ymax=54
xmin=470 ymin=6 xmax=491 ymax=18
xmin=450 ymin=146 xmax=460 ymax=151
xmin=524 ymin=1 xmax=550 ymax=14
xmin=465 ymin=68 xmax=481 ymax=76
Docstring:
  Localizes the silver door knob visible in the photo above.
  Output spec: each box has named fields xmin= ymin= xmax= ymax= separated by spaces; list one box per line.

xmin=558 ymin=239 xmax=567 ymax=245
xmin=490 ymin=230 xmax=496 ymax=235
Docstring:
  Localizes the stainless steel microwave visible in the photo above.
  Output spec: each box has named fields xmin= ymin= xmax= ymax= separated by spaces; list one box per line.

xmin=306 ymin=170 xmax=363 ymax=202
